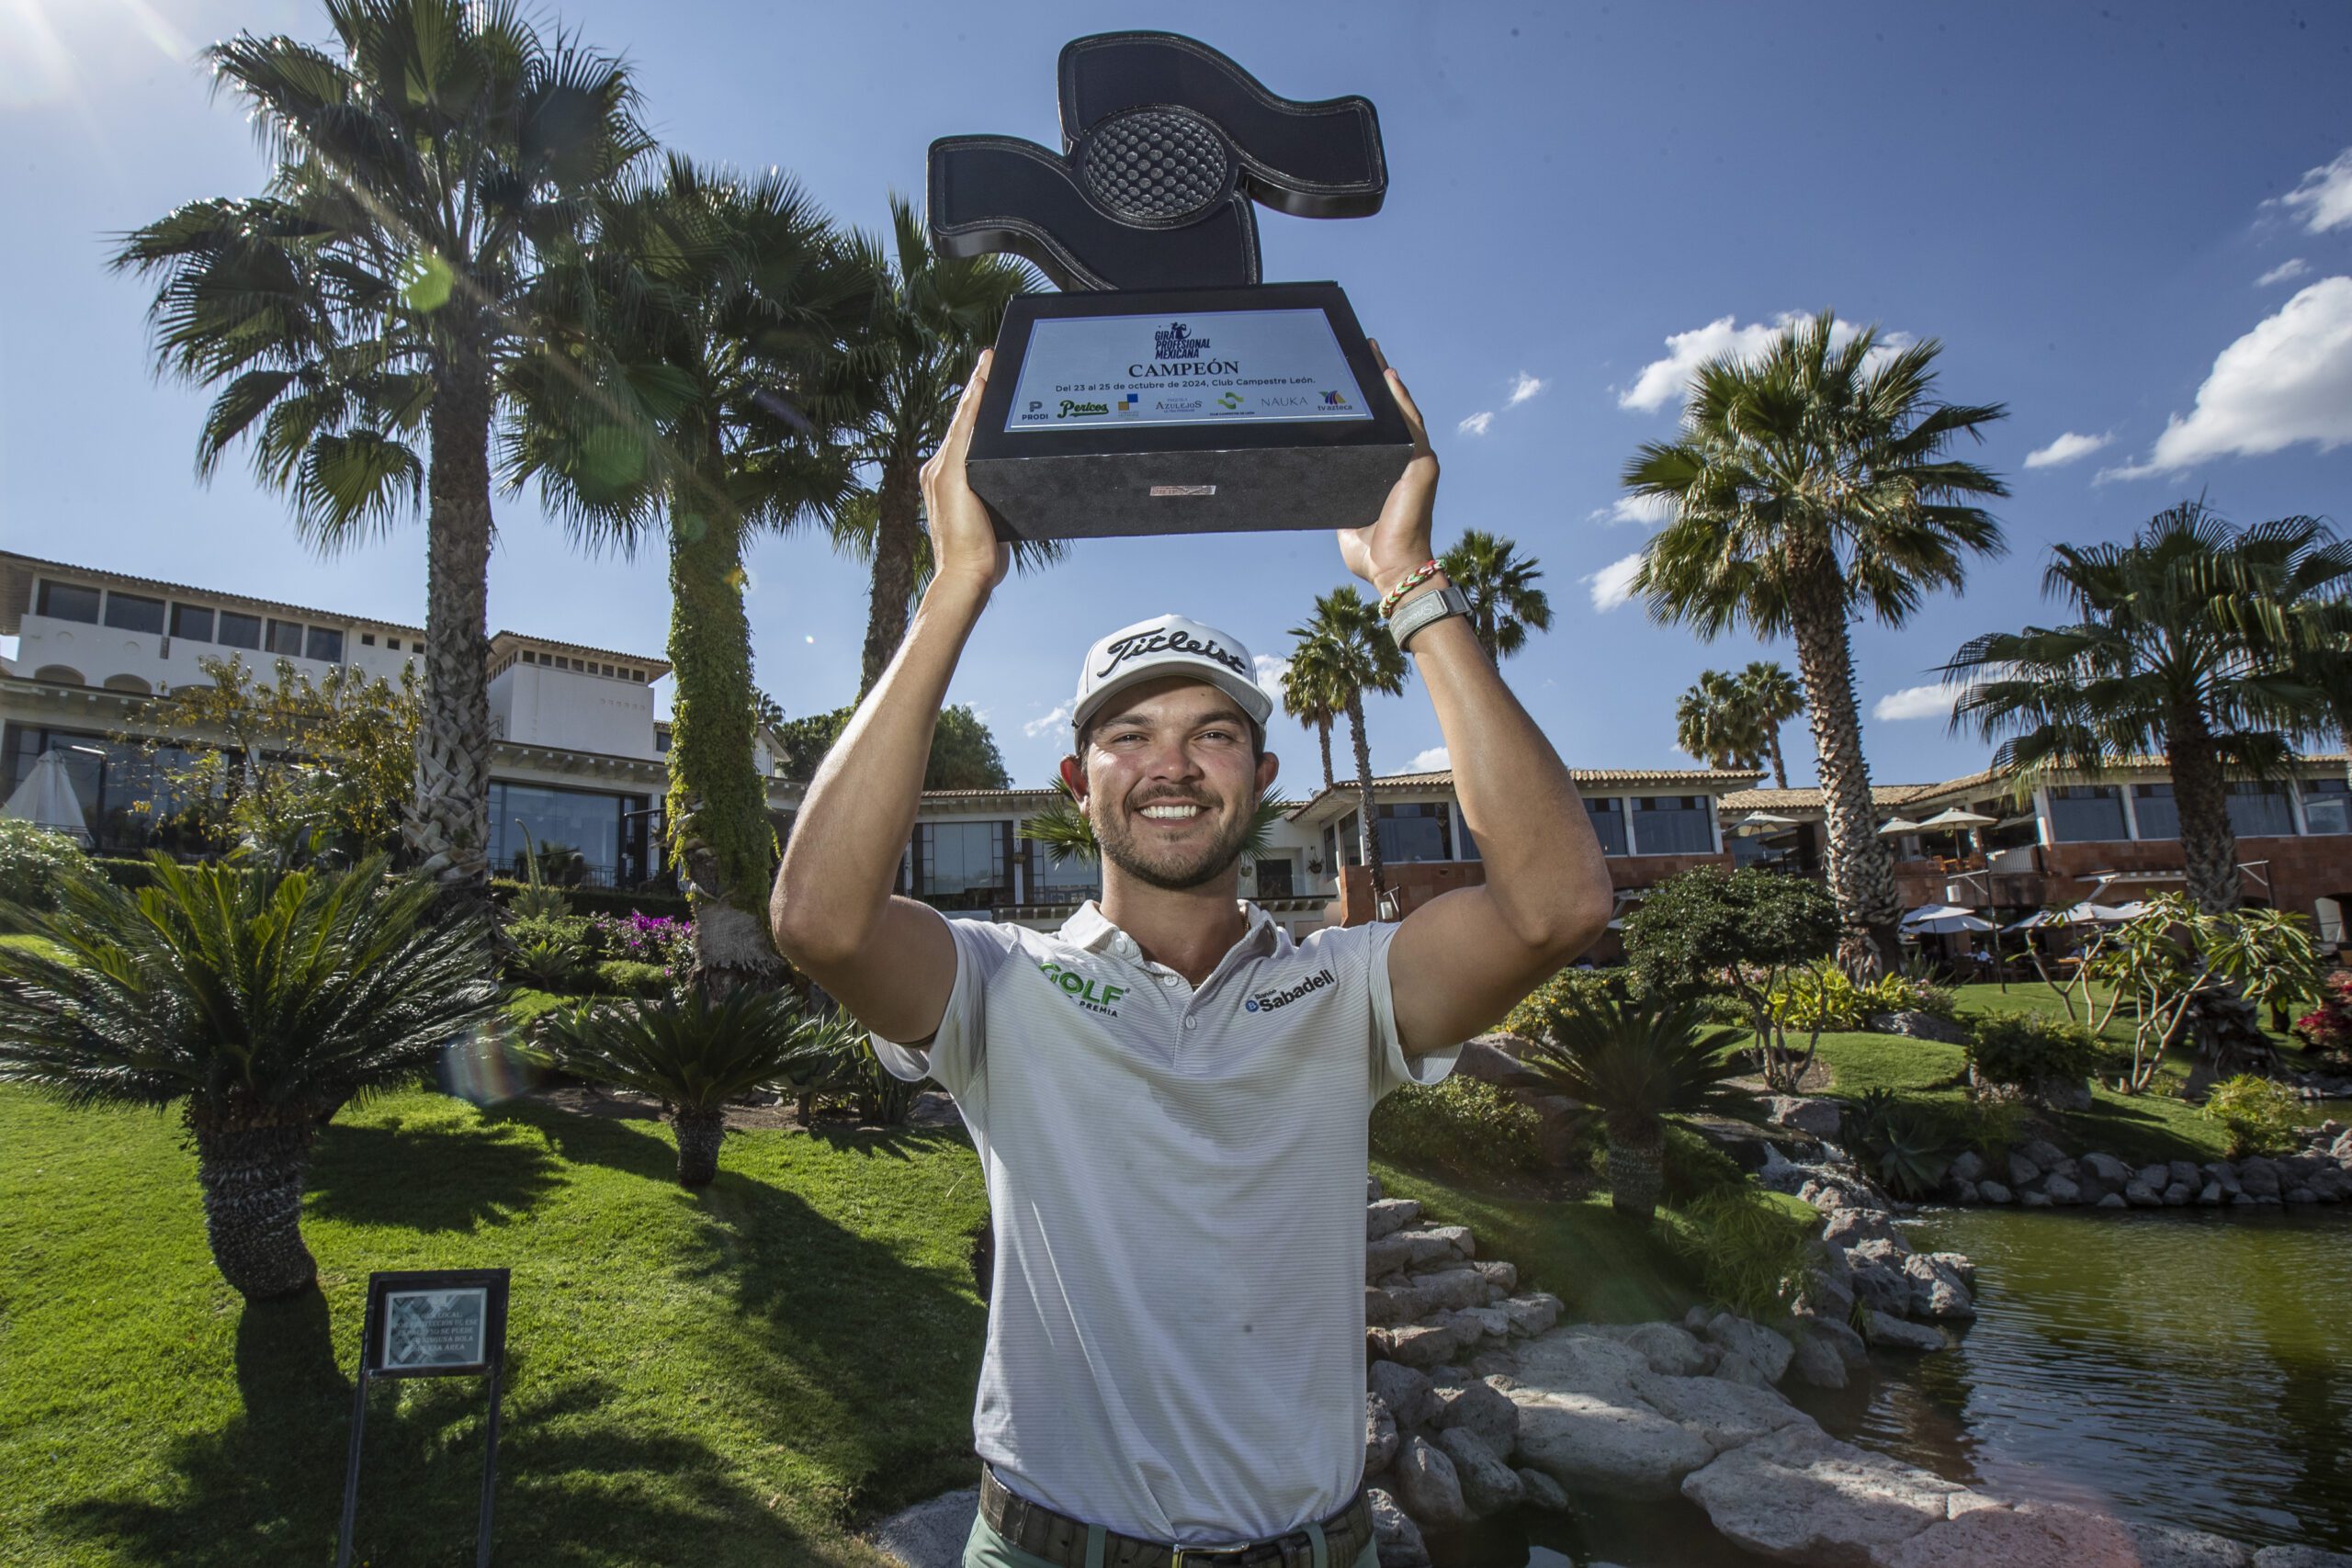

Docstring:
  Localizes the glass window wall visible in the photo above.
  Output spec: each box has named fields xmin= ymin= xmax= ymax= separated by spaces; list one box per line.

xmin=486 ymin=781 xmax=651 ymax=886
xmin=103 ymin=592 xmax=164 ymax=634
xmin=170 ymin=604 xmax=214 ymax=642
xmin=1 ymin=724 xmax=209 ymax=852
xmin=2303 ymin=778 xmax=2352 ymax=835
xmin=919 ymin=819 xmax=1008 ymax=906
xmin=1374 ymin=802 xmax=1452 ymax=863
xmin=1586 ymin=796 xmax=1628 ymax=856
xmin=218 ymin=611 xmax=262 ymax=649
xmin=38 ymin=581 xmax=101 ymax=622
xmin=2226 ymin=781 xmax=2295 ymax=838
xmin=2048 ymin=784 xmax=2127 ymax=842
xmin=266 ymin=618 xmax=304 ymax=656
xmin=306 ymin=626 xmax=345 ymax=663
xmin=1632 ymin=795 xmax=1713 ymax=854
xmin=2132 ymin=783 xmax=2179 ymax=840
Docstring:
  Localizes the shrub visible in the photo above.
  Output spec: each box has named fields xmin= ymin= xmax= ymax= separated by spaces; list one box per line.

xmin=1928 ymin=1093 xmax=2025 ymax=1163
xmin=0 ymin=821 xmax=86 ymax=911
xmin=591 ymin=911 xmax=694 ymax=974
xmin=1965 ymin=1013 xmax=2109 ymax=1096
xmin=1664 ymin=1190 xmax=1815 ymax=1320
xmin=1501 ymin=966 xmax=1638 ymax=1041
xmin=1769 ymin=961 xmax=1869 ymax=1031
xmin=1370 ymin=1076 xmax=1548 ymax=1173
xmin=2293 ymin=970 xmax=2352 ymax=1067
xmin=2202 ymin=1075 xmax=2301 ymax=1158
xmin=1840 ymin=1089 xmax=1956 ymax=1200
xmin=594 ymin=959 xmax=672 ymax=998
xmin=491 ymin=877 xmax=691 ymax=920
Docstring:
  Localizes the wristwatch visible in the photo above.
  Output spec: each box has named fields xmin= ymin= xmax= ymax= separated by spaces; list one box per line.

xmin=1388 ymin=581 xmax=1470 ymax=650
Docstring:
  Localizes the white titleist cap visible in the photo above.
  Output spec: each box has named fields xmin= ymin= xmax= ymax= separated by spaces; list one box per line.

xmin=1070 ymin=614 xmax=1274 ymax=743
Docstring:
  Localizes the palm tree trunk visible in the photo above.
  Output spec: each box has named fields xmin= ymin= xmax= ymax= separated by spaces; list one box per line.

xmin=1765 ymin=725 xmax=1791 ymax=792
xmin=671 ymin=1106 xmax=727 ymax=1186
xmin=406 ymin=356 xmax=496 ymax=907
xmin=1317 ymin=717 xmax=1335 ymax=792
xmin=2167 ymin=724 xmax=2241 ymax=915
xmin=1786 ymin=575 xmax=1901 ymax=977
xmin=187 ymin=1105 xmax=319 ymax=1300
xmin=1605 ymin=1112 xmax=1663 ymax=1219
xmin=666 ymin=467 xmax=783 ymax=997
xmin=858 ymin=456 xmax=923 ymax=698
xmin=1347 ymin=690 xmax=1386 ymax=905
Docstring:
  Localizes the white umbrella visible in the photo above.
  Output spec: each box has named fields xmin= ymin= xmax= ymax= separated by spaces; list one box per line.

xmin=1 ymin=750 xmax=90 ymax=841
xmin=1902 ymin=903 xmax=1995 ymax=935
xmin=1877 ymin=818 xmax=1925 ymax=837
xmin=1917 ymin=807 xmax=1997 ymax=829
xmin=2004 ymin=902 xmax=2129 ymax=931
xmin=1902 ymin=903 xmax=1976 ymax=923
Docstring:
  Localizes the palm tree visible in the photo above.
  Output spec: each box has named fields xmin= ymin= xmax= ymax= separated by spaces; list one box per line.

xmin=0 ymin=855 xmax=499 ymax=1298
xmin=1440 ymin=529 xmax=1553 ymax=663
xmin=1623 ymin=310 xmax=2008 ymax=976
xmin=1281 ymin=643 xmax=1345 ymax=791
xmin=1674 ymin=670 xmax=1766 ymax=772
xmin=1516 ymin=995 xmax=1760 ymax=1220
xmin=531 ymin=989 xmax=854 ymax=1184
xmin=1736 ymin=660 xmax=1806 ymax=791
xmin=1945 ymin=503 xmax=2352 ymax=917
xmin=831 ymin=195 xmax=1048 ymax=696
xmin=506 ymin=160 xmax=871 ymax=992
xmin=112 ymin=0 xmax=652 ymax=907
xmin=1287 ymin=589 xmax=1409 ymax=901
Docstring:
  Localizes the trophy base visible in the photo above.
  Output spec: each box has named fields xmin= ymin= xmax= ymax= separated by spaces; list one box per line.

xmin=963 ymin=282 xmax=1414 ymax=542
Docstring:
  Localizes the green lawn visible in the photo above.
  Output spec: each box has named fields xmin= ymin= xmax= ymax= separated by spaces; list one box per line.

xmin=0 ymin=1085 xmax=989 ymax=1568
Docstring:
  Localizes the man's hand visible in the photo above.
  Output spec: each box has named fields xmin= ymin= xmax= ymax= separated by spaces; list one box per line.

xmin=920 ymin=348 xmax=1012 ymax=597
xmin=1338 ymin=340 xmax=1441 ymax=597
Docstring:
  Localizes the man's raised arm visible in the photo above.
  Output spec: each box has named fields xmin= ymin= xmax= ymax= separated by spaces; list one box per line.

xmin=770 ymin=354 xmax=1010 ymax=1045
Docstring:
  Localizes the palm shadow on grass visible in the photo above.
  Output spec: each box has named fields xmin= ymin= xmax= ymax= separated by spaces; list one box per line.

xmin=48 ymin=1291 xmax=834 ymax=1568
xmin=307 ymin=1120 xmax=567 ymax=1233
xmin=475 ymin=1092 xmax=689 ymax=1184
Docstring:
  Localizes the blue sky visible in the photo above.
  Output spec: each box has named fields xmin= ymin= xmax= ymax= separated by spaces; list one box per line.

xmin=6 ymin=1 xmax=2351 ymax=794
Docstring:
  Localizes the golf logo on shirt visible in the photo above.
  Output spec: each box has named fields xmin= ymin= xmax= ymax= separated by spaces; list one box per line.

xmin=1244 ymin=967 xmax=1336 ymax=1015
xmin=1036 ymin=960 xmax=1126 ymax=1017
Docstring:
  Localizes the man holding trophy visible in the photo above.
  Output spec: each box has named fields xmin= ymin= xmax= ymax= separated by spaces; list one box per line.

xmin=771 ymin=32 xmax=1611 ymax=1568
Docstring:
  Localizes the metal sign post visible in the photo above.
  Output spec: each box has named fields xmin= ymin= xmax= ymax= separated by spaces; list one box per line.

xmin=336 ymin=1268 xmax=513 ymax=1568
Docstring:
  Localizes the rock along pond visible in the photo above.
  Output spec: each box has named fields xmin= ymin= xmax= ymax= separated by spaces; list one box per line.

xmin=1431 ymin=1202 xmax=2352 ymax=1566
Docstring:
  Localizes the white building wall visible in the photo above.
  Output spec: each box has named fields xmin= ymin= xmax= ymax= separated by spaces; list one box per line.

xmin=13 ymin=609 xmax=417 ymax=694
xmin=489 ymin=663 xmax=661 ymax=760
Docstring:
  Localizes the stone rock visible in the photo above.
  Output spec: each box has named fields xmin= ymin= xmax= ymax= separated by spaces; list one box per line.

xmin=1365 ymin=1486 xmax=1430 ymax=1568
xmin=1423 ymin=1224 xmax=1475 ymax=1259
xmin=1498 ymin=1292 xmax=1562 ymax=1337
xmin=2286 ymin=1186 xmax=2319 ymax=1204
xmin=2042 ymin=1173 xmax=2082 ymax=1204
xmin=1870 ymin=1010 xmax=1970 ymax=1044
xmin=2019 ymin=1136 xmax=2069 ymax=1168
xmin=2164 ymin=1181 xmax=2195 ymax=1205
xmin=2199 ymin=1181 xmax=2225 ymax=1205
xmin=1454 ymin=1035 xmax=1549 ymax=1091
xmin=1849 ymin=1254 xmax=1915 ymax=1315
xmin=1866 ymin=1310 xmax=1949 ymax=1351
xmin=2168 ymin=1158 xmax=2203 ymax=1190
xmin=1768 ymin=1095 xmax=1844 ymax=1139
xmin=1704 ymin=1313 xmax=1795 ymax=1383
xmin=1391 ymin=1435 xmax=1473 ymax=1528
xmin=1411 ymin=1266 xmax=1496 ymax=1313
xmin=1951 ymin=1179 xmax=1981 ymax=1204
xmin=1510 ymin=1389 xmax=1715 ymax=1499
xmin=1790 ymin=1330 xmax=1849 ymax=1388
xmin=1948 ymin=1149 xmax=1987 ymax=1185
xmin=1467 ymin=1350 xmax=1521 ymax=1382
xmin=1447 ymin=1304 xmax=1513 ymax=1343
xmin=1510 ymin=1327 xmax=1650 ymax=1399
xmin=1366 ymin=1283 xmax=1425 ymax=1327
xmin=1805 ymin=1263 xmax=1857 ymax=1318
xmin=2021 ymin=1191 xmax=2054 ymax=1208
xmin=2253 ymin=1548 xmax=2352 ymax=1567
xmin=1804 ymin=1314 xmax=1871 ymax=1369
xmin=1366 ymin=1198 xmax=1422 ymax=1240
xmin=866 ymin=1484 xmax=979 ymax=1568
xmin=1977 ymin=1179 xmax=2013 ymax=1204
xmin=1374 ymin=1323 xmax=1463 ymax=1368
xmin=2007 ymin=1152 xmax=2042 ymax=1188
xmin=1922 ymin=1250 xmax=1976 ymax=1290
xmin=2203 ymin=1160 xmax=2242 ymax=1193
xmin=2138 ymin=1163 xmax=2172 ymax=1191
xmin=1634 ymin=1369 xmax=1819 ymax=1453
xmin=1901 ymin=1253 xmax=1975 ymax=1320
xmin=1513 ymin=1467 xmax=1574 ymax=1514
xmin=1472 ymin=1259 xmax=1518 ymax=1296
xmin=1366 ymin=1229 xmax=1460 ymax=1278
xmin=2126 ymin=1179 xmax=2164 ymax=1207
xmin=1430 ymin=1377 xmax=1520 ymax=1453
xmin=2045 ymin=1156 xmax=2080 ymax=1180
xmin=1368 ymin=1173 xmax=1383 ymax=1202
xmin=1434 ymin=1426 xmax=1523 ymax=1516
xmin=1366 ymin=1393 xmax=1400 ymax=1475
xmin=1679 ymin=1425 xmax=1973 ymax=1568
xmin=1589 ymin=1321 xmax=1715 ymax=1377
xmin=2097 ymin=1192 xmax=2128 ymax=1209
xmin=1822 ymin=1207 xmax=1904 ymax=1249
xmin=1368 ymin=1360 xmax=1440 ymax=1430
xmin=2083 ymin=1152 xmax=2131 ymax=1185
xmin=1713 ymin=1350 xmax=1771 ymax=1387
xmin=1881 ymin=1499 xmax=2256 ymax=1568
xmin=2238 ymin=1157 xmax=2282 ymax=1198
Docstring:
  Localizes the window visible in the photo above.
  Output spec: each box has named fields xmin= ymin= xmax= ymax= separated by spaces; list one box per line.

xmin=654 ymin=728 xmax=672 ymax=754
xmin=388 ymin=637 xmax=402 ymax=651
xmin=36 ymin=581 xmax=100 ymax=623
xmin=919 ymin=820 xmax=1007 ymax=902
xmin=218 ymin=611 xmax=262 ymax=650
xmin=2132 ymin=783 xmax=2179 ymax=840
xmin=2304 ymin=778 xmax=2351 ymax=836
xmin=103 ymin=592 xmax=164 ymax=634
xmin=1321 ymin=824 xmax=1338 ymax=873
xmin=266 ymin=618 xmax=304 ymax=656
xmin=2048 ymin=784 xmax=2127 ymax=842
xmin=1632 ymin=795 xmax=1713 ymax=854
xmin=169 ymin=604 xmax=214 ymax=642
xmin=1585 ymin=796 xmax=1628 ymax=856
xmin=1255 ymin=858 xmax=1295 ymax=897
xmin=1035 ymin=843 xmax=1100 ymax=897
xmin=523 ymin=650 xmax=537 ymax=663
xmin=2226 ymin=781 xmax=2294 ymax=838
xmin=1 ymin=724 xmax=207 ymax=853
xmin=360 ymin=632 xmax=377 ymax=647
xmin=306 ymin=626 xmax=345 ymax=663
xmin=1374 ymin=802 xmax=1452 ymax=863
xmin=486 ymin=782 xmax=649 ymax=886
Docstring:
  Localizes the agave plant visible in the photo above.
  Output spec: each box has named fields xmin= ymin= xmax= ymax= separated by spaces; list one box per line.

xmin=531 ymin=988 xmax=854 ymax=1184
xmin=1519 ymin=994 xmax=1764 ymax=1219
xmin=0 ymin=854 xmax=499 ymax=1299
xmin=1839 ymin=1089 xmax=1955 ymax=1200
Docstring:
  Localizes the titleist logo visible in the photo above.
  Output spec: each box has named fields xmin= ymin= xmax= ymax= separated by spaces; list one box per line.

xmin=1096 ymin=626 xmax=1250 ymax=681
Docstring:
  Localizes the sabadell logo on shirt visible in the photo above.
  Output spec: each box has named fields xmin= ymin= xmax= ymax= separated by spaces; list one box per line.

xmin=1036 ymin=960 xmax=1125 ymax=1017
xmin=1244 ymin=968 xmax=1337 ymax=1014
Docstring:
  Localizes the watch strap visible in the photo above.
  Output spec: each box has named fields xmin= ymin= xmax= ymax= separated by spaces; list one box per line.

xmin=1389 ymin=582 xmax=1470 ymax=650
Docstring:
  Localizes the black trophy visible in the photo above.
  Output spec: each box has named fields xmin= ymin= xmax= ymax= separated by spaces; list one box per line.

xmin=930 ymin=32 xmax=1413 ymax=541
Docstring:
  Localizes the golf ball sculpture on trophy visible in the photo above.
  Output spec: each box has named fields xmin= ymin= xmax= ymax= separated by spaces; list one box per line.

xmin=928 ymin=31 xmax=1413 ymax=541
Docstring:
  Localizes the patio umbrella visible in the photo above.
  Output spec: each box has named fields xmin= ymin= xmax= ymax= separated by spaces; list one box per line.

xmin=1905 ymin=911 xmax=1995 ymax=934
xmin=1 ymin=750 xmax=90 ymax=840
xmin=1917 ymin=807 xmax=1996 ymax=829
xmin=1877 ymin=818 xmax=1925 ymax=837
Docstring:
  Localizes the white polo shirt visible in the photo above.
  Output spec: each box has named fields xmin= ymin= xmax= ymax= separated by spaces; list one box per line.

xmin=872 ymin=900 xmax=1460 ymax=1547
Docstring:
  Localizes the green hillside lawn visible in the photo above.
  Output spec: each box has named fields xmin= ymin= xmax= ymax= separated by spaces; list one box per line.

xmin=0 ymin=1085 xmax=989 ymax=1568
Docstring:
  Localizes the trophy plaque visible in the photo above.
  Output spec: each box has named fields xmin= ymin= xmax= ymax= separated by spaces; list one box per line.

xmin=930 ymin=32 xmax=1412 ymax=541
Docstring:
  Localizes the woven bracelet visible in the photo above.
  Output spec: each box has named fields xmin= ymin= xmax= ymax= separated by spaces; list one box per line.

xmin=1377 ymin=560 xmax=1442 ymax=618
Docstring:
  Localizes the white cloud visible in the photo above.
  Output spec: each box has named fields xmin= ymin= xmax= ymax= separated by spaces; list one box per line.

xmin=1584 ymin=551 xmax=1644 ymax=612
xmin=1457 ymin=411 xmax=1495 ymax=437
xmin=2278 ymin=148 xmax=2352 ymax=234
xmin=1873 ymin=682 xmax=1966 ymax=722
xmin=1505 ymin=371 xmax=1546 ymax=407
xmin=2257 ymin=257 xmax=2311 ymax=288
xmin=1021 ymin=702 xmax=1071 ymax=739
xmin=1251 ymin=653 xmax=1290 ymax=706
xmin=2099 ymin=276 xmax=2352 ymax=479
xmin=1409 ymin=746 xmax=1452 ymax=772
xmin=1588 ymin=492 xmax=1676 ymax=527
xmin=2021 ymin=431 xmax=2111 ymax=469
xmin=1618 ymin=312 xmax=1911 ymax=413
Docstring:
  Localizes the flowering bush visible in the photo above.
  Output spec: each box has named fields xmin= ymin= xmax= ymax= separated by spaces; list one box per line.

xmin=592 ymin=912 xmax=694 ymax=976
xmin=2293 ymin=969 xmax=2352 ymax=1067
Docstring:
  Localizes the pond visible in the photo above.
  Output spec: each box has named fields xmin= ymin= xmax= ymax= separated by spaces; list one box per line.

xmin=1429 ymin=1202 xmax=2352 ymax=1566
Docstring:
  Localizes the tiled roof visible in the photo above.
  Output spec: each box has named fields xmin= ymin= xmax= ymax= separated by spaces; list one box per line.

xmin=2 ymin=550 xmax=426 ymax=639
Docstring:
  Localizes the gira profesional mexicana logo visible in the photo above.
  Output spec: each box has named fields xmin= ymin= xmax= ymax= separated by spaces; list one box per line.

xmin=1037 ymin=960 xmax=1126 ymax=1017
